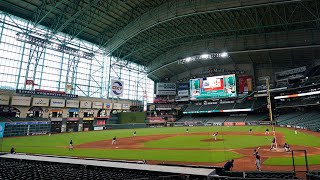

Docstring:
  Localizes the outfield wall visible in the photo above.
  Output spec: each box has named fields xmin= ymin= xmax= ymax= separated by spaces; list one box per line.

xmin=118 ymin=112 xmax=146 ymax=124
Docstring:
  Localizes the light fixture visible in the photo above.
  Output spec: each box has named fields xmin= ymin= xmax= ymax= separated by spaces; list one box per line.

xmin=185 ymin=57 xmax=191 ymax=62
xmin=200 ymin=54 xmax=210 ymax=59
xmin=221 ymin=52 xmax=228 ymax=58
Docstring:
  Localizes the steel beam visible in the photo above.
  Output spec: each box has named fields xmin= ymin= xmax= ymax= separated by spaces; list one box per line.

xmin=103 ymin=0 xmax=303 ymax=54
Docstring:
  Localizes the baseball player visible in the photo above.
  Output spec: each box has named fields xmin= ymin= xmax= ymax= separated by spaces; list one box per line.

xmin=112 ymin=136 xmax=117 ymax=145
xmin=249 ymin=129 xmax=253 ymax=134
xmin=212 ymin=132 xmax=218 ymax=140
xmin=253 ymin=147 xmax=261 ymax=171
xmin=133 ymin=131 xmax=137 ymax=137
xmin=284 ymin=143 xmax=291 ymax=152
xmin=270 ymin=137 xmax=276 ymax=150
xmin=69 ymin=140 xmax=73 ymax=151
xmin=265 ymin=128 xmax=270 ymax=135
xmin=186 ymin=128 xmax=189 ymax=134
xmin=295 ymin=129 xmax=298 ymax=135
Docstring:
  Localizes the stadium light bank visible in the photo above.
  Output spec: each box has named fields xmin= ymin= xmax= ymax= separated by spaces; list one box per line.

xmin=178 ymin=52 xmax=229 ymax=64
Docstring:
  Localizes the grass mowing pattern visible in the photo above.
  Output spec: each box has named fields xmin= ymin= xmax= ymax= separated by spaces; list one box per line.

xmin=144 ymin=135 xmax=271 ymax=149
xmin=7 ymin=146 xmax=241 ymax=163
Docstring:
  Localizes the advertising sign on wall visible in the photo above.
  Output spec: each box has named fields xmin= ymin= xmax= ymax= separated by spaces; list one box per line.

xmin=190 ymin=74 xmax=237 ymax=100
xmin=92 ymin=102 xmax=103 ymax=109
xmin=113 ymin=103 xmax=122 ymax=110
xmin=50 ymin=99 xmax=65 ymax=107
xmin=178 ymin=90 xmax=189 ymax=97
xmin=110 ymin=79 xmax=124 ymax=97
xmin=224 ymin=122 xmax=234 ymax=126
xmin=11 ymin=96 xmax=31 ymax=106
xmin=32 ymin=98 xmax=49 ymax=107
xmin=0 ymin=95 xmax=10 ymax=105
xmin=16 ymin=89 xmax=78 ymax=98
xmin=238 ymin=76 xmax=253 ymax=93
xmin=122 ymin=103 xmax=130 ymax=110
xmin=235 ymin=122 xmax=246 ymax=126
xmin=156 ymin=83 xmax=176 ymax=95
xmin=80 ymin=101 xmax=92 ymax=108
xmin=103 ymin=103 xmax=113 ymax=109
xmin=66 ymin=100 xmax=79 ymax=108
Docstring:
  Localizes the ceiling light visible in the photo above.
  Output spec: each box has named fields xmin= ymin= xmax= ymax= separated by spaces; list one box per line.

xmin=185 ymin=57 xmax=191 ymax=62
xmin=221 ymin=52 xmax=228 ymax=58
xmin=201 ymin=54 xmax=210 ymax=59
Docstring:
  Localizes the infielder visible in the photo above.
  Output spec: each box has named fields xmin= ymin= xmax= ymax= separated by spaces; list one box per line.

xmin=212 ymin=132 xmax=218 ymax=140
xmin=253 ymin=147 xmax=261 ymax=171
xmin=112 ymin=136 xmax=117 ymax=145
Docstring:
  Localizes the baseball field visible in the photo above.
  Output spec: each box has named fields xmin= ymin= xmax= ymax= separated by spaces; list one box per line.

xmin=2 ymin=126 xmax=320 ymax=171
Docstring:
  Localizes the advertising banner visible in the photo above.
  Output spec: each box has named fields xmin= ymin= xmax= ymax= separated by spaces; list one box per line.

xmin=32 ymin=98 xmax=49 ymax=107
xmin=66 ymin=118 xmax=79 ymax=121
xmin=178 ymin=83 xmax=189 ymax=90
xmin=156 ymin=83 xmax=176 ymax=95
xmin=103 ymin=103 xmax=113 ymax=109
xmin=211 ymin=122 xmax=223 ymax=126
xmin=11 ymin=96 xmax=31 ymax=106
xmin=83 ymin=117 xmax=94 ymax=121
xmin=122 ymin=103 xmax=130 ymax=110
xmin=92 ymin=102 xmax=103 ymax=109
xmin=80 ymin=101 xmax=92 ymax=108
xmin=96 ymin=120 xmax=105 ymax=126
xmin=0 ymin=95 xmax=10 ymax=105
xmin=0 ymin=122 xmax=5 ymax=138
xmin=50 ymin=99 xmax=65 ymax=107
xmin=224 ymin=122 xmax=234 ymax=126
xmin=94 ymin=126 xmax=104 ymax=130
xmin=178 ymin=90 xmax=189 ymax=97
xmin=238 ymin=76 xmax=253 ymax=93
xmin=110 ymin=79 xmax=124 ymax=97
xmin=235 ymin=122 xmax=246 ymax=126
xmin=113 ymin=103 xmax=122 ymax=110
xmin=66 ymin=100 xmax=79 ymax=108
xmin=190 ymin=74 xmax=237 ymax=100
xmin=50 ymin=118 xmax=63 ymax=122
xmin=16 ymin=89 xmax=78 ymax=98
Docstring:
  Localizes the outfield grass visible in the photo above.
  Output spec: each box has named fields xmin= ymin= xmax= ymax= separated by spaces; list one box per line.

xmin=2 ymin=126 xmax=320 ymax=165
xmin=264 ymin=155 xmax=320 ymax=166
xmin=144 ymin=135 xmax=270 ymax=149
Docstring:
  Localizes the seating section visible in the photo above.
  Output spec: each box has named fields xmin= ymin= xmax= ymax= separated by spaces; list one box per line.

xmin=277 ymin=98 xmax=320 ymax=108
xmin=184 ymin=100 xmax=257 ymax=113
xmin=0 ymin=158 xmax=207 ymax=180
xmin=178 ymin=114 xmax=268 ymax=124
xmin=277 ymin=111 xmax=320 ymax=131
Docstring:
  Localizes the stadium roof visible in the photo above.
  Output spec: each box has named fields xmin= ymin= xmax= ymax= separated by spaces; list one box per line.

xmin=0 ymin=0 xmax=320 ymax=81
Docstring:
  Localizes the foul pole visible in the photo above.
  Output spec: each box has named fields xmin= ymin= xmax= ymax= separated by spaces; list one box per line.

xmin=266 ymin=78 xmax=277 ymax=149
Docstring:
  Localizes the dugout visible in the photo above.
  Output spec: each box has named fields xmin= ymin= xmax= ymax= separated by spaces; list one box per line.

xmin=27 ymin=107 xmax=44 ymax=118
xmin=82 ymin=117 xmax=94 ymax=131
xmin=64 ymin=118 xmax=79 ymax=132
xmin=0 ymin=106 xmax=20 ymax=118
xmin=50 ymin=118 xmax=62 ymax=133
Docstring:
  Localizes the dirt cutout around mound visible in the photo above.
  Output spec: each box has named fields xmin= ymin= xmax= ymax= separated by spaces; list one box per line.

xmin=75 ymin=131 xmax=320 ymax=171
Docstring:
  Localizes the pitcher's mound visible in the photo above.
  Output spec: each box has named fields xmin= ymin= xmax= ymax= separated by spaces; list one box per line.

xmin=201 ymin=139 xmax=224 ymax=142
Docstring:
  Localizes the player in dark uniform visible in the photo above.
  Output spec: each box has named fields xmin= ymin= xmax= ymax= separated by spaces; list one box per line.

xmin=224 ymin=159 xmax=234 ymax=171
